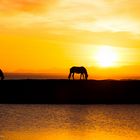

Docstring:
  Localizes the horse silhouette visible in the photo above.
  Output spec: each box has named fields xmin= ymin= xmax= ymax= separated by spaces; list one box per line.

xmin=0 ymin=69 xmax=4 ymax=80
xmin=68 ymin=66 xmax=88 ymax=80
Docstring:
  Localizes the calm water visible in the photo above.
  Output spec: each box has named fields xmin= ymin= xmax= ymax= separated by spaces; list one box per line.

xmin=0 ymin=105 xmax=140 ymax=140
xmin=5 ymin=73 xmax=67 ymax=80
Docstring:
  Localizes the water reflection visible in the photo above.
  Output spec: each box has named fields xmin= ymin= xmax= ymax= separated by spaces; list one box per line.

xmin=0 ymin=105 xmax=140 ymax=140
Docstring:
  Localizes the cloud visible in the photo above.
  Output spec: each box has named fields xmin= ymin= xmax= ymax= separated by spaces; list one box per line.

xmin=0 ymin=0 xmax=58 ymax=15
xmin=44 ymin=0 xmax=140 ymax=34
xmin=107 ymin=0 xmax=140 ymax=19
xmin=1 ymin=0 xmax=140 ymax=35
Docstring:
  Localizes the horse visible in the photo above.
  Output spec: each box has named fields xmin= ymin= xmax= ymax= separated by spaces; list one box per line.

xmin=68 ymin=66 xmax=88 ymax=80
xmin=0 ymin=69 xmax=4 ymax=80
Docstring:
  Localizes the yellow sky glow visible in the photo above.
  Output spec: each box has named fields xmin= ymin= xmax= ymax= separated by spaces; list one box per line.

xmin=0 ymin=0 xmax=140 ymax=79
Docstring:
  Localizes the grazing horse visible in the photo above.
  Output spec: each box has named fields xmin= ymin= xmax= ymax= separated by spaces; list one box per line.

xmin=68 ymin=66 xmax=88 ymax=80
xmin=0 ymin=69 xmax=4 ymax=80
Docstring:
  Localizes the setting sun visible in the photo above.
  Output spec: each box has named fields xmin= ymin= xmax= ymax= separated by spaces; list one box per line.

xmin=95 ymin=46 xmax=118 ymax=67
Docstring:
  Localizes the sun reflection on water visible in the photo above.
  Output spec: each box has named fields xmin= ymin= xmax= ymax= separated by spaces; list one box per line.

xmin=0 ymin=105 xmax=140 ymax=140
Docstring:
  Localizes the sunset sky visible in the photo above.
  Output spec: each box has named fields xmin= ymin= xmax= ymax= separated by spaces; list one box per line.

xmin=0 ymin=0 xmax=140 ymax=79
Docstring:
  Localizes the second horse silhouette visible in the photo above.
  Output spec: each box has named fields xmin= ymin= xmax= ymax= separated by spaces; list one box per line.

xmin=0 ymin=69 xmax=4 ymax=80
xmin=68 ymin=66 xmax=88 ymax=80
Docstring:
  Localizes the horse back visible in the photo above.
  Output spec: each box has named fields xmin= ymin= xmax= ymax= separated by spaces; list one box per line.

xmin=70 ymin=66 xmax=87 ymax=74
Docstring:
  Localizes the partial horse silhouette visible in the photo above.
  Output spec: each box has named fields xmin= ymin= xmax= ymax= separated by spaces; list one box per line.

xmin=0 ymin=69 xmax=4 ymax=80
xmin=68 ymin=66 xmax=88 ymax=80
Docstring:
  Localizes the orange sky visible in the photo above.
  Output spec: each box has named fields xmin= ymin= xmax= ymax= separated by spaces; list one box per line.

xmin=0 ymin=0 xmax=140 ymax=79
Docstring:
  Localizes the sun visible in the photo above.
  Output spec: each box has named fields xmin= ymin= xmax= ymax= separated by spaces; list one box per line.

xmin=95 ymin=46 xmax=118 ymax=67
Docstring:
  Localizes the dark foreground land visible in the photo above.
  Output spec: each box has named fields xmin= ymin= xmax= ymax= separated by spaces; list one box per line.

xmin=0 ymin=80 xmax=140 ymax=104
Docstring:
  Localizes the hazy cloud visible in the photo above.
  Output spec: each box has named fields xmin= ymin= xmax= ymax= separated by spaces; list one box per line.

xmin=1 ymin=0 xmax=140 ymax=35
xmin=0 ymin=0 xmax=58 ymax=14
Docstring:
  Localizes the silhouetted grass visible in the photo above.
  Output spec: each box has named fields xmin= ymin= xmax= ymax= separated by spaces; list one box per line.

xmin=0 ymin=79 xmax=140 ymax=104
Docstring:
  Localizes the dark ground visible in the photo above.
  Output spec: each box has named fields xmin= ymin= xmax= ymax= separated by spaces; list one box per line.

xmin=0 ymin=80 xmax=140 ymax=104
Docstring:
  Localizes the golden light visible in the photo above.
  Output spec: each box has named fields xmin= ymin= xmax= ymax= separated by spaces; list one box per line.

xmin=95 ymin=46 xmax=118 ymax=67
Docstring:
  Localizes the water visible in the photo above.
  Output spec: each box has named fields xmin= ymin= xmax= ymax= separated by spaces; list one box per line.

xmin=0 ymin=105 xmax=140 ymax=140
xmin=4 ymin=73 xmax=67 ymax=80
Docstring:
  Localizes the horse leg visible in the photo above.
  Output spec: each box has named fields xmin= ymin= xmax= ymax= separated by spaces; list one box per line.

xmin=72 ymin=73 xmax=74 ymax=80
xmin=1 ymin=76 xmax=4 ymax=80
xmin=81 ymin=73 xmax=84 ymax=80
xmin=85 ymin=74 xmax=87 ymax=80
xmin=81 ymin=74 xmax=83 ymax=80
xmin=80 ymin=74 xmax=82 ymax=80
xmin=81 ymin=74 xmax=84 ymax=80
xmin=0 ymin=74 xmax=4 ymax=80
xmin=83 ymin=73 xmax=85 ymax=80
xmin=68 ymin=72 xmax=71 ymax=80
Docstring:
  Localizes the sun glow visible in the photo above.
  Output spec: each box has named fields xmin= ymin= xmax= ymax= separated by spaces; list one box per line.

xmin=95 ymin=46 xmax=118 ymax=67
